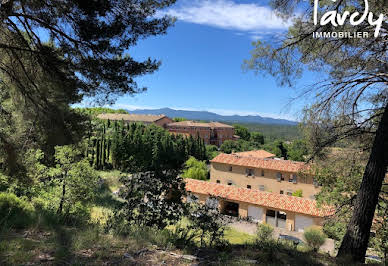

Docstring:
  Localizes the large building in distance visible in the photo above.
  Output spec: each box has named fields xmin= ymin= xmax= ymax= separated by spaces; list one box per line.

xmin=97 ymin=113 xmax=173 ymax=128
xmin=185 ymin=150 xmax=330 ymax=233
xmin=166 ymin=121 xmax=236 ymax=146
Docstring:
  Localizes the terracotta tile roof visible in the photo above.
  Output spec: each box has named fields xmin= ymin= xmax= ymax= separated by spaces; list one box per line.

xmin=211 ymin=153 xmax=309 ymax=173
xmin=97 ymin=113 xmax=167 ymax=123
xmin=167 ymin=121 xmax=234 ymax=129
xmin=233 ymin=150 xmax=276 ymax=159
xmin=185 ymin=179 xmax=332 ymax=217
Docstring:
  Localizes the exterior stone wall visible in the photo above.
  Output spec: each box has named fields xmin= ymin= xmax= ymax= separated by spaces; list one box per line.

xmin=189 ymin=192 xmax=323 ymax=232
xmin=155 ymin=117 xmax=173 ymax=128
xmin=210 ymin=162 xmax=320 ymax=199
xmin=166 ymin=126 xmax=235 ymax=146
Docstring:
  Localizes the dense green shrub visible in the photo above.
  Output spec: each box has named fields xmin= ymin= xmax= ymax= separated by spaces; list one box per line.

xmin=292 ymin=189 xmax=303 ymax=197
xmin=0 ymin=192 xmax=35 ymax=229
xmin=61 ymin=202 xmax=91 ymax=226
xmin=168 ymin=223 xmax=198 ymax=249
xmin=303 ymin=227 xmax=326 ymax=252
xmin=108 ymin=171 xmax=186 ymax=231
xmin=0 ymin=173 xmax=9 ymax=192
xmin=256 ymin=223 xmax=274 ymax=242
xmin=205 ymin=145 xmax=219 ymax=160
xmin=182 ymin=157 xmax=208 ymax=180
xmin=110 ymin=123 xmax=207 ymax=172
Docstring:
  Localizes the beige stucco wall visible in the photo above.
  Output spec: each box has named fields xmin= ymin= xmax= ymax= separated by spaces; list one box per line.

xmin=190 ymin=192 xmax=323 ymax=232
xmin=210 ymin=162 xmax=320 ymax=199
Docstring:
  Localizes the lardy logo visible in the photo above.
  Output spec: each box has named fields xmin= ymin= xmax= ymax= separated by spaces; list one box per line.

xmin=313 ymin=0 xmax=385 ymax=38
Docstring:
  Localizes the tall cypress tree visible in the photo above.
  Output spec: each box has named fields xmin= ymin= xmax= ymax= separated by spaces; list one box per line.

xmin=95 ymin=139 xmax=100 ymax=169
xmin=102 ymin=124 xmax=106 ymax=168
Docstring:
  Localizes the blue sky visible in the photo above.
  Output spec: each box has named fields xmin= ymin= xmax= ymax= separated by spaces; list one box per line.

xmin=97 ymin=0 xmax=320 ymax=121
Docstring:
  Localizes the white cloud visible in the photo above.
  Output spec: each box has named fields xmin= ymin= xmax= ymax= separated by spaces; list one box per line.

xmin=159 ymin=0 xmax=292 ymax=36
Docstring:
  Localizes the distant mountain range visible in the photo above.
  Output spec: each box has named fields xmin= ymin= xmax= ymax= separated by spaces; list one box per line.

xmin=127 ymin=108 xmax=298 ymax=126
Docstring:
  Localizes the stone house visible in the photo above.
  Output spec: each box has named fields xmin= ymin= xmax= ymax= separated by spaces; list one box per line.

xmin=166 ymin=121 xmax=236 ymax=146
xmin=97 ymin=113 xmax=173 ymax=128
xmin=185 ymin=150 xmax=332 ymax=232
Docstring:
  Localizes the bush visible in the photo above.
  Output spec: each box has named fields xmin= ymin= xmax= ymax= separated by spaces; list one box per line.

xmin=168 ymin=223 xmax=199 ymax=249
xmin=256 ymin=223 xmax=274 ymax=242
xmin=109 ymin=171 xmax=186 ymax=231
xmin=292 ymin=189 xmax=303 ymax=197
xmin=189 ymin=198 xmax=227 ymax=248
xmin=182 ymin=157 xmax=208 ymax=180
xmin=61 ymin=202 xmax=91 ymax=226
xmin=303 ymin=227 xmax=326 ymax=252
xmin=0 ymin=192 xmax=35 ymax=230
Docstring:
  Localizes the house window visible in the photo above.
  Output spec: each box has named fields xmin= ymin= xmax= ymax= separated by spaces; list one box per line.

xmin=261 ymin=170 xmax=265 ymax=176
xmin=216 ymin=180 xmax=220 ymax=184
xmin=246 ymin=169 xmax=254 ymax=176
xmin=280 ymin=190 xmax=284 ymax=194
xmin=259 ymin=185 xmax=265 ymax=191
xmin=229 ymin=166 xmax=233 ymax=172
xmin=286 ymin=190 xmax=293 ymax=196
xmin=276 ymin=172 xmax=284 ymax=182
xmin=289 ymin=174 xmax=298 ymax=184
xmin=247 ymin=185 xmax=251 ymax=189
xmin=227 ymin=181 xmax=233 ymax=186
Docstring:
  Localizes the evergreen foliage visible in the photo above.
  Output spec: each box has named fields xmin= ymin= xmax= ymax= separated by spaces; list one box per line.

xmin=109 ymin=171 xmax=186 ymax=231
xmin=250 ymin=132 xmax=265 ymax=145
xmin=107 ymin=123 xmax=207 ymax=173
xmin=182 ymin=157 xmax=208 ymax=181
xmin=256 ymin=223 xmax=274 ymax=243
xmin=292 ymin=190 xmax=303 ymax=198
xmin=188 ymin=196 xmax=227 ymax=248
xmin=303 ymin=228 xmax=327 ymax=252
xmin=0 ymin=192 xmax=35 ymax=229
xmin=244 ymin=0 xmax=388 ymax=261
xmin=205 ymin=145 xmax=220 ymax=160
xmin=0 ymin=0 xmax=176 ymax=179
xmin=50 ymin=146 xmax=99 ymax=220
xmin=234 ymin=125 xmax=251 ymax=141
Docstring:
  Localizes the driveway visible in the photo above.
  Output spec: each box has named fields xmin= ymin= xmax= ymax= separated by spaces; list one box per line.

xmin=228 ymin=220 xmax=336 ymax=255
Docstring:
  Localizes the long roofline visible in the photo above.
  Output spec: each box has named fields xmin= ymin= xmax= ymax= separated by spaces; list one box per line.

xmin=210 ymin=153 xmax=310 ymax=173
xmin=185 ymin=179 xmax=333 ymax=217
xmin=97 ymin=113 xmax=168 ymax=122
xmin=167 ymin=120 xmax=234 ymax=128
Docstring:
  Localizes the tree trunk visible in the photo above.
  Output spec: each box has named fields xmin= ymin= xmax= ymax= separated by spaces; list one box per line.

xmin=57 ymin=174 xmax=66 ymax=215
xmin=337 ymin=103 xmax=388 ymax=262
